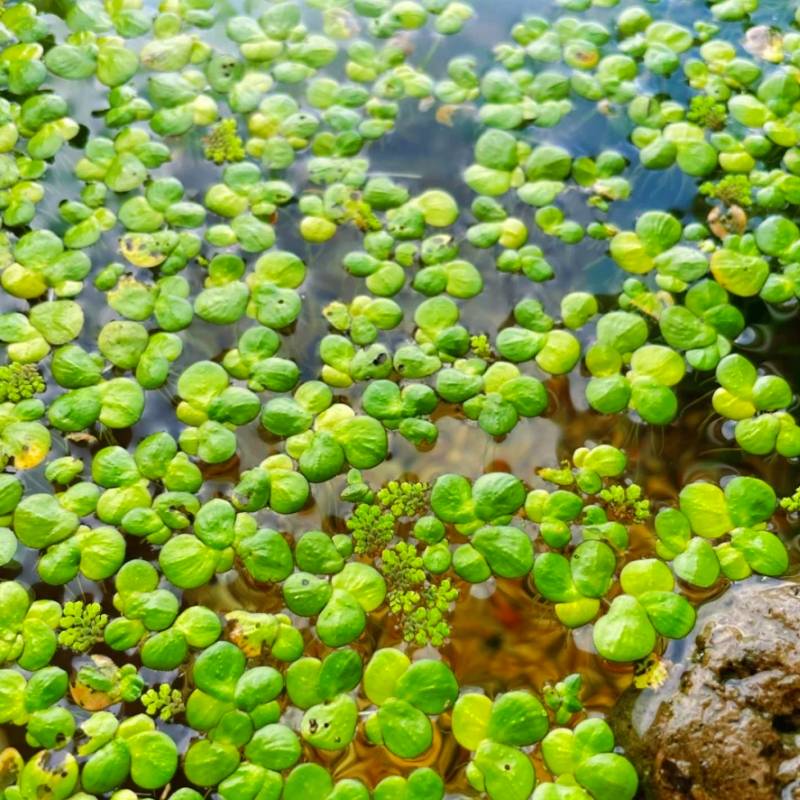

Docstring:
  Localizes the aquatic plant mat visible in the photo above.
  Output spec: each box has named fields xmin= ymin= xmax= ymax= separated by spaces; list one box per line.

xmin=0 ymin=0 xmax=798 ymax=798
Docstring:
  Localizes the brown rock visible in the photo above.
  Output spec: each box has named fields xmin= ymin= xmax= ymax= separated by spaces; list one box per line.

xmin=611 ymin=581 xmax=800 ymax=800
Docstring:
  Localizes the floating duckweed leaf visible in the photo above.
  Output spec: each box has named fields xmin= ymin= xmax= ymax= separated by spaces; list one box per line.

xmin=127 ymin=730 xmax=178 ymax=789
xmin=709 ymin=246 xmax=769 ymax=298
xmin=452 ymin=693 xmax=492 ymax=750
xmin=470 ymin=740 xmax=535 ymax=800
xmin=592 ymin=596 xmax=655 ymax=662
xmin=678 ymin=482 xmax=732 ymax=537
xmin=159 ymin=535 xmax=221 ymax=589
xmin=673 ymin=537 xmax=720 ymax=587
xmin=472 ymin=526 xmax=533 ymax=577
xmin=119 ymin=234 xmax=169 ymax=267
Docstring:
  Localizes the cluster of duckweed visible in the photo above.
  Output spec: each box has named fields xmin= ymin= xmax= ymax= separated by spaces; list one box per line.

xmin=0 ymin=0 xmax=799 ymax=798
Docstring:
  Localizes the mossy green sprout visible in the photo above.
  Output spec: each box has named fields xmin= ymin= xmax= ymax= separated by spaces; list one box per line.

xmin=0 ymin=363 xmax=45 ymax=403
xmin=346 ymin=502 xmax=395 ymax=555
xmin=382 ymin=542 xmax=458 ymax=646
xmin=377 ymin=480 xmax=430 ymax=518
xmin=58 ymin=600 xmax=108 ymax=653
xmin=395 ymin=580 xmax=459 ymax=647
xmin=142 ymin=683 xmax=185 ymax=721
xmin=686 ymin=94 xmax=727 ymax=130
xmin=382 ymin=541 xmax=426 ymax=594
xmin=598 ymin=483 xmax=651 ymax=522
xmin=700 ymin=174 xmax=753 ymax=207
xmin=469 ymin=333 xmax=492 ymax=359
xmin=779 ymin=487 xmax=800 ymax=513
xmin=203 ymin=119 xmax=246 ymax=165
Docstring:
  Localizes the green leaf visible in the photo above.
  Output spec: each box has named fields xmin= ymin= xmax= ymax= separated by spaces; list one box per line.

xmin=592 ymin=595 xmax=656 ymax=662
xmin=394 ymin=660 xmax=458 ymax=715
xmin=127 ymin=730 xmax=178 ymax=789
xmin=375 ymin=698 xmax=433 ymax=758
xmin=678 ymin=482 xmax=732 ymax=537
xmin=244 ymin=723 xmax=301 ymax=770
xmin=673 ymin=537 xmax=720 ymax=587
xmin=486 ymin=691 xmax=548 ymax=746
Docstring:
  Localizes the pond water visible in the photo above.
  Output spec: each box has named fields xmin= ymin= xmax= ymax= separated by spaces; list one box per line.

xmin=1 ymin=0 xmax=799 ymax=798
